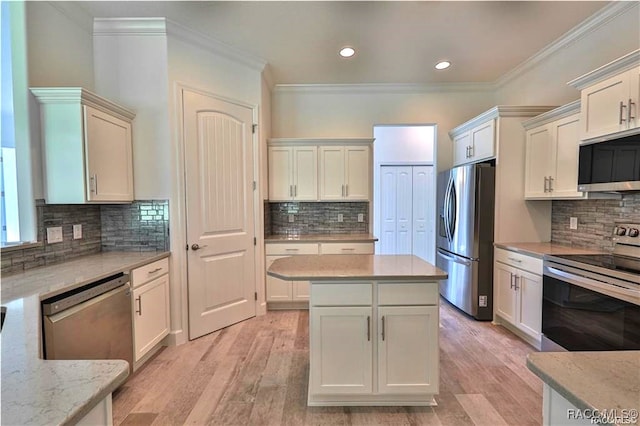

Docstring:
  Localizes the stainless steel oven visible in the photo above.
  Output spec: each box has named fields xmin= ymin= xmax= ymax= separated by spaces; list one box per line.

xmin=542 ymin=224 xmax=640 ymax=351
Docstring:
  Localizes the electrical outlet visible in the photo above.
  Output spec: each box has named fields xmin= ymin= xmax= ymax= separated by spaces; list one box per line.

xmin=569 ymin=217 xmax=578 ymax=230
xmin=46 ymin=227 xmax=63 ymax=244
xmin=337 ymin=214 xmax=344 ymax=223
xmin=288 ymin=214 xmax=295 ymax=223
xmin=479 ymin=295 xmax=487 ymax=307
xmin=73 ymin=224 xmax=82 ymax=240
xmin=357 ymin=213 xmax=364 ymax=223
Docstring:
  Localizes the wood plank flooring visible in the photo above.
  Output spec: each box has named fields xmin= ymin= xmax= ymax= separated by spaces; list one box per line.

xmin=113 ymin=299 xmax=543 ymax=425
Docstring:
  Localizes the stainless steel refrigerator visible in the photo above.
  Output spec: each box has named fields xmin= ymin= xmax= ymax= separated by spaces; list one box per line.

xmin=436 ymin=163 xmax=495 ymax=320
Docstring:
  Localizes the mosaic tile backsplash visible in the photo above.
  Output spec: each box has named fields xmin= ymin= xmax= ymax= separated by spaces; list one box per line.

xmin=267 ymin=202 xmax=369 ymax=235
xmin=1 ymin=200 xmax=169 ymax=274
xmin=551 ymin=193 xmax=640 ymax=252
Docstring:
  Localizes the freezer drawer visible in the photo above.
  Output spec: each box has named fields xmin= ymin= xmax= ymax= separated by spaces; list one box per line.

xmin=436 ymin=248 xmax=493 ymax=320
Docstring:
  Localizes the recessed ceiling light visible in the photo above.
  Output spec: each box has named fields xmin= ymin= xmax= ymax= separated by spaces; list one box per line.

xmin=435 ymin=61 xmax=451 ymax=70
xmin=339 ymin=47 xmax=356 ymax=58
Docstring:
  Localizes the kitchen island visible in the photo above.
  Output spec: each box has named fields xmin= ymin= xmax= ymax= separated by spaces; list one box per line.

xmin=268 ymin=254 xmax=447 ymax=406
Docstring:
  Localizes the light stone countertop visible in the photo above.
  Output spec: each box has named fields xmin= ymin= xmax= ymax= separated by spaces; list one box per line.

xmin=527 ymin=351 xmax=640 ymax=416
xmin=494 ymin=242 xmax=606 ymax=259
xmin=0 ymin=251 xmax=170 ymax=426
xmin=265 ymin=233 xmax=378 ymax=243
xmin=268 ymin=254 xmax=447 ymax=281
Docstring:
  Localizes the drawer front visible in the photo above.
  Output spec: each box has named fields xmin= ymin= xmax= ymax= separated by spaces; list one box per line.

xmin=319 ymin=242 xmax=374 ymax=255
xmin=378 ymin=283 xmax=439 ymax=306
xmin=132 ymin=258 xmax=169 ymax=288
xmin=311 ymin=282 xmax=372 ymax=306
xmin=494 ymin=248 xmax=542 ymax=274
xmin=265 ymin=243 xmax=319 ymax=256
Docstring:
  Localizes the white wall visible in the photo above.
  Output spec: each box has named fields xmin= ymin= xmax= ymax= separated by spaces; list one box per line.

xmin=272 ymin=88 xmax=496 ymax=173
xmin=495 ymin=3 xmax=640 ymax=105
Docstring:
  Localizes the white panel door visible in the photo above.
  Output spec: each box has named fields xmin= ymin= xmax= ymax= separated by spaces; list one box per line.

xmin=377 ymin=306 xmax=438 ymax=395
xmin=470 ymin=119 xmax=495 ymax=161
xmin=183 ymin=89 xmax=256 ymax=340
xmin=133 ymin=274 xmax=170 ymax=362
xmin=412 ymin=166 xmax=434 ymax=263
xmin=345 ymin=146 xmax=370 ymax=200
xmin=319 ymin=146 xmax=345 ymax=200
xmin=396 ymin=167 xmax=412 ymax=255
xmin=552 ymin=114 xmax=583 ymax=198
xmin=310 ymin=306 xmax=373 ymax=395
xmin=525 ymin=125 xmax=553 ymax=198
xmin=84 ymin=105 xmax=134 ymax=202
xmin=293 ymin=146 xmax=317 ymax=201
xmin=268 ymin=147 xmax=293 ymax=201
xmin=379 ymin=166 xmax=398 ymax=255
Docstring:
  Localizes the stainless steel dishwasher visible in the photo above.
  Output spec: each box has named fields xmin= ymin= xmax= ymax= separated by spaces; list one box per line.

xmin=42 ymin=273 xmax=133 ymax=370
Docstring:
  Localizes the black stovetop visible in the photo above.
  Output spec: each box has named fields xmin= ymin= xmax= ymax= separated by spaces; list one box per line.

xmin=550 ymin=253 xmax=640 ymax=275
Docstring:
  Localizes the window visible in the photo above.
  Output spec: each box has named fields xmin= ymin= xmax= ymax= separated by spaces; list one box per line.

xmin=0 ymin=1 xmax=36 ymax=246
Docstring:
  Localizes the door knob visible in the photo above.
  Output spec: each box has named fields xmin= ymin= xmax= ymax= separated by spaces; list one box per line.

xmin=191 ymin=243 xmax=208 ymax=251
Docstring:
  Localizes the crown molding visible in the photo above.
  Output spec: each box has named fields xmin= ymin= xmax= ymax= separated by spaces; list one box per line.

xmin=30 ymin=87 xmax=136 ymax=121
xmin=495 ymin=1 xmax=638 ymax=89
xmin=46 ymin=1 xmax=93 ymax=33
xmin=568 ymin=49 xmax=640 ymax=90
xmin=449 ymin=105 xmax=557 ymax=137
xmin=93 ymin=18 xmax=168 ymax=36
xmin=522 ymin=100 xmax=580 ymax=130
xmin=165 ymin=20 xmax=267 ymax=72
xmin=273 ymin=82 xmax=495 ymax=95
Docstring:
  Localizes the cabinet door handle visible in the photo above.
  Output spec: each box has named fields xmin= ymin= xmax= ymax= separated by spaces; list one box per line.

xmin=466 ymin=146 xmax=470 ymax=158
xmin=507 ymin=257 xmax=522 ymax=264
xmin=381 ymin=315 xmax=385 ymax=341
xmin=341 ymin=184 xmax=345 ymax=197
xmin=548 ymin=176 xmax=554 ymax=192
xmin=514 ymin=275 xmax=520 ymax=291
xmin=509 ymin=272 xmax=514 ymax=289
xmin=90 ymin=174 xmax=98 ymax=194
xmin=469 ymin=145 xmax=473 ymax=157
xmin=620 ymin=101 xmax=627 ymax=124
xmin=147 ymin=267 xmax=162 ymax=274
xmin=629 ymin=98 xmax=635 ymax=123
xmin=135 ymin=296 xmax=142 ymax=316
xmin=367 ymin=316 xmax=371 ymax=341
xmin=543 ymin=176 xmax=548 ymax=192
xmin=289 ymin=185 xmax=293 ymax=197
xmin=345 ymin=184 xmax=348 ymax=197
xmin=294 ymin=185 xmax=297 ymax=197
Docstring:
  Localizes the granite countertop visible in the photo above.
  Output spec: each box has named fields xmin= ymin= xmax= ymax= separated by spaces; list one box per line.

xmin=268 ymin=254 xmax=447 ymax=281
xmin=527 ymin=351 xmax=640 ymax=416
xmin=265 ymin=233 xmax=378 ymax=243
xmin=1 ymin=251 xmax=170 ymax=425
xmin=494 ymin=242 xmax=605 ymax=259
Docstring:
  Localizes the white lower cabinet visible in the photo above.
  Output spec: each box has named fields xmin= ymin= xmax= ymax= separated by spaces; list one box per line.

xmin=494 ymin=248 xmax=543 ymax=347
xmin=131 ymin=258 xmax=170 ymax=367
xmin=265 ymin=242 xmax=374 ymax=308
xmin=310 ymin=306 xmax=373 ymax=395
xmin=308 ymin=281 xmax=439 ymax=405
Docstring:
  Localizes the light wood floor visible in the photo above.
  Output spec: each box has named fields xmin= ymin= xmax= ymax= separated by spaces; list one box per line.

xmin=113 ymin=299 xmax=542 ymax=426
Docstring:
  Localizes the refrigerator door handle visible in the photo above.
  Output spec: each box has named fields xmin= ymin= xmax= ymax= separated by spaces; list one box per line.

xmin=437 ymin=248 xmax=472 ymax=267
xmin=447 ymin=178 xmax=457 ymax=241
xmin=443 ymin=178 xmax=452 ymax=242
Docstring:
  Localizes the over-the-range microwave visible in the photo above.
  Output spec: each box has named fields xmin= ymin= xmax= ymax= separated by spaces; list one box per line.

xmin=578 ymin=133 xmax=640 ymax=192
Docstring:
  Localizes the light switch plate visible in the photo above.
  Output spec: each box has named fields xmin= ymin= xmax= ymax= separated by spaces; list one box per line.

xmin=47 ymin=227 xmax=63 ymax=244
xmin=337 ymin=214 xmax=344 ymax=223
xmin=569 ymin=217 xmax=578 ymax=230
xmin=73 ymin=224 xmax=82 ymax=240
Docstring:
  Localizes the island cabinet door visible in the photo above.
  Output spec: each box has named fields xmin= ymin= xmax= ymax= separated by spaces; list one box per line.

xmin=310 ymin=307 xmax=373 ymax=395
xmin=377 ymin=306 xmax=439 ymax=395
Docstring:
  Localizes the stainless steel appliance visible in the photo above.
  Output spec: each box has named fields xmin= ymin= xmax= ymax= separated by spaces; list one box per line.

xmin=436 ymin=163 xmax=495 ymax=320
xmin=42 ymin=273 xmax=133 ymax=370
xmin=577 ymin=133 xmax=640 ymax=192
xmin=542 ymin=224 xmax=640 ymax=351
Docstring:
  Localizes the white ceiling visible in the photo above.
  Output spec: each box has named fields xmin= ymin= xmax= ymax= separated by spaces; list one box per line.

xmin=74 ymin=1 xmax=610 ymax=85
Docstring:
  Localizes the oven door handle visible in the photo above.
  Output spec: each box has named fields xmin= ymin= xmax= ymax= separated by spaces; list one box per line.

xmin=545 ymin=266 xmax=640 ymax=304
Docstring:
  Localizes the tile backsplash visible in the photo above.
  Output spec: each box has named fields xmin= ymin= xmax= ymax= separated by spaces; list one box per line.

xmin=551 ymin=193 xmax=640 ymax=251
xmin=267 ymin=202 xmax=369 ymax=235
xmin=1 ymin=200 xmax=169 ymax=274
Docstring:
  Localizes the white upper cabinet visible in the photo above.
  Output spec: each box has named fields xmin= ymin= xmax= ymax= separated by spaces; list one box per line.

xmin=568 ymin=50 xmax=640 ymax=142
xmin=451 ymin=119 xmax=496 ymax=166
xmin=268 ymin=139 xmax=372 ymax=202
xmin=524 ymin=101 xmax=585 ymax=199
xmin=268 ymin=145 xmax=317 ymax=201
xmin=31 ymin=88 xmax=135 ymax=204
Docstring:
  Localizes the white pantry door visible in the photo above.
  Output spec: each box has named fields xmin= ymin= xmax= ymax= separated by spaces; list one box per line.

xmin=183 ymin=89 xmax=256 ymax=340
